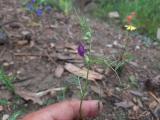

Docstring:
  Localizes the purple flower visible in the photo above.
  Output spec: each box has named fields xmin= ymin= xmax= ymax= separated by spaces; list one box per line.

xmin=36 ymin=9 xmax=43 ymax=16
xmin=26 ymin=3 xmax=34 ymax=11
xmin=31 ymin=0 xmax=36 ymax=3
xmin=77 ymin=43 xmax=85 ymax=57
xmin=45 ymin=5 xmax=52 ymax=12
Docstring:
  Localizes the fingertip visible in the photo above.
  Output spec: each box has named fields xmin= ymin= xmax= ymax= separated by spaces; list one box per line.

xmin=83 ymin=100 xmax=103 ymax=117
xmin=70 ymin=100 xmax=103 ymax=118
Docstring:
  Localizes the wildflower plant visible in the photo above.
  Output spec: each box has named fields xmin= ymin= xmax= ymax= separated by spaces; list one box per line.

xmin=116 ymin=12 xmax=137 ymax=75
xmin=59 ymin=0 xmax=72 ymax=15
xmin=0 ymin=69 xmax=15 ymax=92
xmin=76 ymin=15 xmax=93 ymax=120
xmin=76 ymin=14 xmax=124 ymax=119
xmin=24 ymin=0 xmax=52 ymax=16
xmin=24 ymin=0 xmax=72 ymax=16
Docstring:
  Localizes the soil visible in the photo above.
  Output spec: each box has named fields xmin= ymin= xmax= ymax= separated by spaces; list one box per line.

xmin=0 ymin=0 xmax=160 ymax=120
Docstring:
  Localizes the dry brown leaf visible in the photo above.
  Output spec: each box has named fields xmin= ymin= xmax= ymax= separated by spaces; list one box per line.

xmin=91 ymin=86 xmax=105 ymax=97
xmin=15 ymin=87 xmax=65 ymax=105
xmin=15 ymin=89 xmax=43 ymax=105
xmin=16 ymin=40 xmax=29 ymax=46
xmin=95 ymin=68 xmax=104 ymax=74
xmin=55 ymin=65 xmax=64 ymax=78
xmin=56 ymin=53 xmax=73 ymax=60
xmin=65 ymin=42 xmax=77 ymax=51
xmin=64 ymin=63 xmax=104 ymax=81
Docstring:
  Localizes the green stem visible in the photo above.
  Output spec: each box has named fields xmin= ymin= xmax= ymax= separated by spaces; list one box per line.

xmin=79 ymin=39 xmax=92 ymax=120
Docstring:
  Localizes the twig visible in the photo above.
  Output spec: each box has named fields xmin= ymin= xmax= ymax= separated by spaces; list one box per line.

xmin=0 ymin=47 xmax=6 ymax=59
xmin=14 ymin=53 xmax=44 ymax=57
xmin=149 ymin=91 xmax=160 ymax=104
xmin=140 ymin=98 xmax=157 ymax=119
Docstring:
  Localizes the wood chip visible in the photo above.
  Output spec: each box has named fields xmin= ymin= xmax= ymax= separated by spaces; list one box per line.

xmin=16 ymin=40 xmax=29 ymax=46
xmin=65 ymin=42 xmax=77 ymax=51
xmin=130 ymin=90 xmax=144 ymax=97
xmin=95 ymin=68 xmax=104 ymax=74
xmin=64 ymin=63 xmax=104 ymax=81
xmin=15 ymin=87 xmax=65 ymax=105
xmin=55 ymin=65 xmax=64 ymax=78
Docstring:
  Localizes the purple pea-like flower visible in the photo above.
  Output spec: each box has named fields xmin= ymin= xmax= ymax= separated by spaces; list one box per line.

xmin=45 ymin=5 xmax=52 ymax=12
xmin=31 ymin=0 xmax=36 ymax=3
xmin=26 ymin=3 xmax=34 ymax=11
xmin=77 ymin=43 xmax=85 ymax=57
xmin=36 ymin=9 xmax=43 ymax=16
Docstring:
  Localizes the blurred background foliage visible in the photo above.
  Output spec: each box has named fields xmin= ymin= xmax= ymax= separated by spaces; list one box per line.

xmin=92 ymin=0 xmax=160 ymax=41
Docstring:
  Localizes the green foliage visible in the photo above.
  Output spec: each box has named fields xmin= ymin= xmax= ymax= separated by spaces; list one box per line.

xmin=59 ymin=0 xmax=72 ymax=15
xmin=40 ymin=0 xmax=72 ymax=15
xmin=8 ymin=111 xmax=23 ymax=120
xmin=23 ymin=0 xmax=72 ymax=16
xmin=56 ymin=87 xmax=68 ymax=101
xmin=43 ymin=99 xmax=56 ymax=106
xmin=79 ymin=17 xmax=92 ymax=42
xmin=128 ymin=75 xmax=138 ymax=88
xmin=115 ymin=108 xmax=128 ymax=120
xmin=93 ymin=0 xmax=160 ymax=40
xmin=0 ymin=99 xmax=9 ymax=105
xmin=0 ymin=69 xmax=15 ymax=92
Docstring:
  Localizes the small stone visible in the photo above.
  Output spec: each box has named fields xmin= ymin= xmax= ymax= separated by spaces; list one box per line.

xmin=2 ymin=114 xmax=9 ymax=120
xmin=108 ymin=11 xmax=120 ymax=19
xmin=106 ymin=44 xmax=113 ymax=48
xmin=113 ymin=40 xmax=124 ymax=48
xmin=0 ymin=31 xmax=8 ymax=45
xmin=3 ymin=62 xmax=10 ymax=67
xmin=21 ymin=30 xmax=32 ymax=42
xmin=133 ymin=105 xmax=139 ymax=112
xmin=95 ymin=68 xmax=104 ymax=74
xmin=55 ymin=65 xmax=64 ymax=78
xmin=17 ymin=70 xmax=22 ymax=74
xmin=21 ymin=30 xmax=30 ymax=36
xmin=115 ymin=87 xmax=121 ymax=92
xmin=135 ymin=45 xmax=140 ymax=50
xmin=50 ymin=25 xmax=57 ymax=29
xmin=113 ymin=41 xmax=118 ymax=46
xmin=50 ymin=43 xmax=55 ymax=48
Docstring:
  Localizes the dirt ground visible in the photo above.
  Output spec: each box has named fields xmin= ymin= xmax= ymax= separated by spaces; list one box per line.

xmin=0 ymin=0 xmax=160 ymax=120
